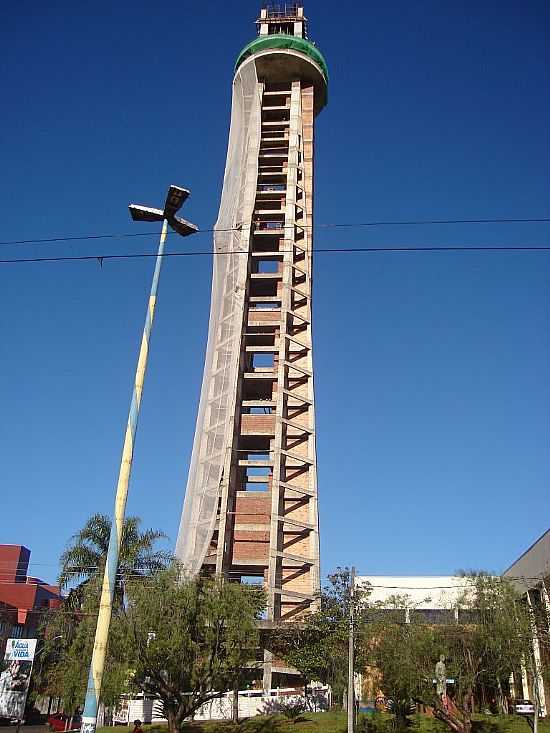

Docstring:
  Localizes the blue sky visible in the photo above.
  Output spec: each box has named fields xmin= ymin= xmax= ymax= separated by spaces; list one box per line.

xmin=1 ymin=1 xmax=549 ymax=585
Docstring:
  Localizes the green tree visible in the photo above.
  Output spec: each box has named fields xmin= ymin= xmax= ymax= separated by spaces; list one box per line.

xmin=365 ymin=573 xmax=534 ymax=733
xmin=33 ymin=579 xmax=130 ymax=715
xmin=121 ymin=568 xmax=266 ymax=733
xmin=59 ymin=513 xmax=170 ymax=606
xmin=37 ymin=569 xmax=265 ymax=730
xmin=271 ymin=568 xmax=370 ymax=707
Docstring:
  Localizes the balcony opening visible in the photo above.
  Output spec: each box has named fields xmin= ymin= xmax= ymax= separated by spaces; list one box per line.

xmin=252 ymin=235 xmax=283 ymax=252
xmin=246 ymin=481 xmax=269 ymax=492
xmin=245 ymin=406 xmax=274 ymax=414
xmin=245 ymin=328 xmax=278 ymax=347
xmin=250 ymin=279 xmax=278 ymax=298
xmin=241 ymin=379 xmax=274 ymax=401
xmin=240 ymin=575 xmax=265 ymax=585
xmin=238 ymin=434 xmax=271 ymax=453
xmin=242 ymin=464 xmax=271 ymax=492
xmin=256 ymin=259 xmax=279 ymax=273
xmin=250 ymin=301 xmax=280 ymax=310
xmin=244 ymin=452 xmax=270 ymax=462
xmin=252 ymin=352 xmax=275 ymax=369
xmin=254 ymin=219 xmax=284 ymax=232
xmin=268 ymin=22 xmax=294 ymax=35
xmin=258 ymin=182 xmax=286 ymax=193
xmin=264 ymin=82 xmax=292 ymax=93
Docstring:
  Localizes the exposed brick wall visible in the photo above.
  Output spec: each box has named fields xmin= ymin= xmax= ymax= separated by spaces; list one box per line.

xmin=235 ymin=495 xmax=271 ymax=518
xmin=234 ymin=530 xmax=270 ymax=542
xmin=233 ymin=542 xmax=269 ymax=562
xmin=248 ymin=311 xmax=281 ymax=324
xmin=241 ymin=414 xmax=276 ymax=434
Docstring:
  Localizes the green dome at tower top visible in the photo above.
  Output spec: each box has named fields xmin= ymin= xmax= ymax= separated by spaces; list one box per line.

xmin=235 ymin=34 xmax=328 ymax=85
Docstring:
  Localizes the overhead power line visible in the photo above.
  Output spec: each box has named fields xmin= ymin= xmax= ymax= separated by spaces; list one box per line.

xmin=2 ymin=244 xmax=550 ymax=265
xmin=1 ymin=216 xmax=549 ymax=247
xmin=0 ymin=566 xmax=545 ymax=587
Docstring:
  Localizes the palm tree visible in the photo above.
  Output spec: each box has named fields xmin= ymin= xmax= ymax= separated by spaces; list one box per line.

xmin=59 ymin=513 xmax=171 ymax=606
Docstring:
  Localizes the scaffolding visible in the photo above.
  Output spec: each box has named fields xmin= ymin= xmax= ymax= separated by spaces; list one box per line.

xmin=175 ymin=61 xmax=261 ymax=574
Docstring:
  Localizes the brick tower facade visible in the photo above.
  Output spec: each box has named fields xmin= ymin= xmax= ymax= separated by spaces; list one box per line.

xmin=176 ymin=4 xmax=327 ymax=688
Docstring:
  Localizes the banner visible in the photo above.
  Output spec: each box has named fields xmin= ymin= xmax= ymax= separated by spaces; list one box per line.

xmin=0 ymin=638 xmax=37 ymax=720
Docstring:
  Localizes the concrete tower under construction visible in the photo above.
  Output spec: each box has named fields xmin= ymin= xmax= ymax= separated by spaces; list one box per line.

xmin=176 ymin=4 xmax=327 ymax=683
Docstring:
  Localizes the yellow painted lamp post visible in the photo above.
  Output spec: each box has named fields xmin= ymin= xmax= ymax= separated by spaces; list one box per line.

xmin=80 ymin=186 xmax=197 ymax=733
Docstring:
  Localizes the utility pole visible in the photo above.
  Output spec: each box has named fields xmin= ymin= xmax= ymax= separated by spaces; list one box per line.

xmin=348 ymin=566 xmax=356 ymax=733
xmin=80 ymin=186 xmax=197 ymax=733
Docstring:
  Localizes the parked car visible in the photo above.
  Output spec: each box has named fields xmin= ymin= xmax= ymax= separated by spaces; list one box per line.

xmin=48 ymin=713 xmax=82 ymax=731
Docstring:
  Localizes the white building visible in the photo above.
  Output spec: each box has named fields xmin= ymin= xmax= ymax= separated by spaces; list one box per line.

xmin=504 ymin=529 xmax=550 ymax=716
xmin=357 ymin=575 xmax=471 ymax=623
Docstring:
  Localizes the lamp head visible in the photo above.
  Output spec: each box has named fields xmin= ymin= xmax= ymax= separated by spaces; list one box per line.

xmin=164 ymin=185 xmax=189 ymax=218
xmin=128 ymin=204 xmax=164 ymax=223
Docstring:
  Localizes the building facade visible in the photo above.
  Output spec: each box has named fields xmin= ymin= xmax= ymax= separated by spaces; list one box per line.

xmin=175 ymin=5 xmax=327 ymax=687
xmin=504 ymin=529 xmax=550 ymax=716
xmin=358 ymin=575 xmax=471 ymax=623
xmin=0 ymin=545 xmax=62 ymax=650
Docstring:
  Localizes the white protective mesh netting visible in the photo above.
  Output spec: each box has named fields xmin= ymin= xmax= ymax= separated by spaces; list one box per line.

xmin=175 ymin=60 xmax=261 ymax=574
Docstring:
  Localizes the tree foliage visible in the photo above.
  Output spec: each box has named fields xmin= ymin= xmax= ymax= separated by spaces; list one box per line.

xmin=270 ymin=568 xmax=370 ymax=705
xmin=58 ymin=513 xmax=171 ymax=607
xmin=122 ymin=568 xmax=266 ymax=733
xmin=365 ymin=574 xmax=534 ymax=733
xmin=37 ymin=568 xmax=265 ymax=731
xmin=33 ymin=578 xmax=130 ymax=713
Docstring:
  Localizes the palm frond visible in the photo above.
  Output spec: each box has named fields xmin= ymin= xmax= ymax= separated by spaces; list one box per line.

xmin=59 ymin=513 xmax=169 ymax=592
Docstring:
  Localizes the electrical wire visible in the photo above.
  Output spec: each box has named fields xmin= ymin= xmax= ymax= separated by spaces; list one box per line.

xmin=0 ymin=559 xmax=547 ymax=585
xmin=3 ymin=244 xmax=550 ymax=265
xmin=0 ymin=571 xmax=545 ymax=587
xmin=0 ymin=217 xmax=549 ymax=247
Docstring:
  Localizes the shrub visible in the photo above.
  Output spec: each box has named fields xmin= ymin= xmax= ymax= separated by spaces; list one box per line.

xmin=276 ymin=700 xmax=306 ymax=722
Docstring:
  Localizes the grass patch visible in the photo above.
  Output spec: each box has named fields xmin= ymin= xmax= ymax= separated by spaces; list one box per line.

xmin=96 ymin=713 xmax=550 ymax=733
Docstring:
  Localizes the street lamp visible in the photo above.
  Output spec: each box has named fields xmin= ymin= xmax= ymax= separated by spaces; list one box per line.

xmin=81 ymin=185 xmax=197 ymax=733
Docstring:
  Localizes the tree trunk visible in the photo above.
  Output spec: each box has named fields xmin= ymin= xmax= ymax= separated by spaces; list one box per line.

xmin=166 ymin=709 xmax=178 ymax=733
xmin=434 ymin=697 xmax=472 ymax=733
xmin=232 ymin=681 xmax=239 ymax=723
xmin=496 ymin=680 xmax=504 ymax=715
xmin=304 ymin=677 xmax=309 ymax=711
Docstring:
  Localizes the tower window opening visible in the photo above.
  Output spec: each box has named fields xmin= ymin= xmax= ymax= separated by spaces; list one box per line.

xmin=268 ymin=22 xmax=294 ymax=35
xmin=251 ymin=301 xmax=280 ymax=310
xmin=241 ymin=462 xmax=271 ymax=491
xmin=240 ymin=575 xmax=265 ymax=585
xmin=252 ymin=352 xmax=275 ymax=369
xmin=247 ymin=465 xmax=271 ymax=477
xmin=256 ymin=260 xmax=280 ymax=273
xmin=244 ymin=452 xmax=270 ymax=462
xmin=245 ymin=481 xmax=269 ymax=492
xmin=258 ymin=183 xmax=286 ymax=192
